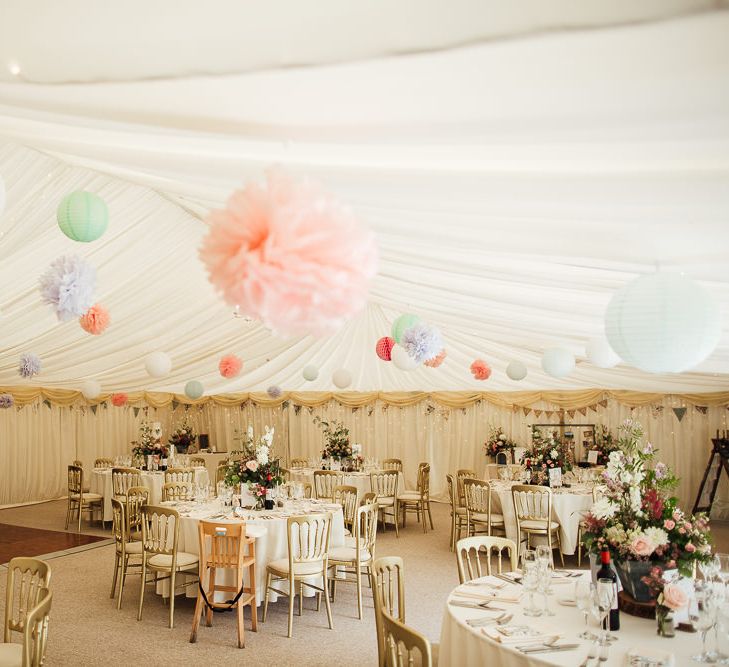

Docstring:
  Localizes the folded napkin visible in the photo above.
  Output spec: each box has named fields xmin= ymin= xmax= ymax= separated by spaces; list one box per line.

xmin=453 ymin=590 xmax=521 ymax=604
xmin=482 ymin=623 xmax=560 ymax=645
xmin=626 ymin=647 xmax=675 ymax=667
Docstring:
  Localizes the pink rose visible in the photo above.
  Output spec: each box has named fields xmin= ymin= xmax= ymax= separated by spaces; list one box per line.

xmin=663 ymin=519 xmax=675 ymax=530
xmin=245 ymin=460 xmax=259 ymax=472
xmin=661 ymin=584 xmax=688 ymax=611
xmin=685 ymin=542 xmax=696 ymax=553
xmin=673 ymin=510 xmax=682 ymax=521
xmin=630 ymin=536 xmax=654 ymax=557
xmin=678 ymin=527 xmax=686 ymax=535
xmin=684 ymin=522 xmax=693 ymax=531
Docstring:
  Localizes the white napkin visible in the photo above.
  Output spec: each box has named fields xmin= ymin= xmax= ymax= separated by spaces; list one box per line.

xmin=482 ymin=623 xmax=561 ymax=645
xmin=626 ymin=646 xmax=675 ymax=666
xmin=453 ymin=589 xmax=521 ymax=604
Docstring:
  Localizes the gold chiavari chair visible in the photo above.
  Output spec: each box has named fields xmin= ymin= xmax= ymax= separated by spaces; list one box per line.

xmin=302 ymin=482 xmax=313 ymax=499
xmin=137 ymin=505 xmax=199 ymax=629
xmin=446 ymin=474 xmax=467 ymax=551
xmin=328 ymin=502 xmax=378 ymax=619
xmin=125 ymin=486 xmax=149 ymax=542
xmin=333 ymin=485 xmax=359 ymax=535
xmin=313 ymin=470 xmax=343 ymax=502
xmin=370 ymin=471 xmax=400 ymax=537
xmin=361 ymin=491 xmax=377 ymax=506
xmin=290 ymin=458 xmax=307 ymax=469
xmin=65 ymin=465 xmax=103 ymax=531
xmin=280 ymin=467 xmax=291 ymax=483
xmin=455 ymin=469 xmax=477 ymax=507
xmin=463 ymin=478 xmax=505 ymax=537
xmin=164 ymin=467 xmax=194 ymax=484
xmin=455 ymin=536 xmax=517 ymax=584
xmin=262 ymin=513 xmax=333 ymax=638
xmin=397 ymin=463 xmax=433 ymax=533
xmin=190 ymin=520 xmax=257 ymax=648
xmin=2 ymin=557 xmax=51 ymax=643
xmin=381 ymin=608 xmax=434 ymax=667
xmin=189 ymin=456 xmax=206 ymax=468
xmin=112 ymin=467 xmax=142 ymax=502
xmin=511 ymin=484 xmax=564 ymax=566
xmin=162 ymin=481 xmax=193 ymax=502
xmin=110 ymin=498 xmax=143 ymax=609
xmin=372 ymin=556 xmax=405 ymax=667
xmin=94 ymin=458 xmax=114 ymax=469
xmin=72 ymin=459 xmax=90 ymax=492
xmin=216 ymin=463 xmax=228 ymax=489
xmin=382 ymin=458 xmax=403 ymax=472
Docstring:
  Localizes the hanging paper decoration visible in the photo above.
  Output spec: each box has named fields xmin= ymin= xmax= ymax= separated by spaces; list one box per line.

xmin=375 ymin=336 xmax=395 ymax=361
xmin=605 ymin=273 xmax=720 ymax=373
xmin=541 ymin=347 xmax=575 ymax=379
xmin=401 ymin=322 xmax=442 ymax=364
xmin=332 ymin=369 xmax=352 ymax=389
xmin=470 ymin=359 xmax=491 ymax=381
xmin=505 ymin=360 xmax=527 ymax=381
xmin=302 ymin=365 xmax=319 ymax=381
xmin=39 ymin=255 xmax=96 ymax=321
xmin=18 ymin=353 xmax=41 ymax=378
xmin=267 ymin=385 xmax=282 ymax=399
xmin=81 ymin=379 xmax=101 ymax=400
xmin=391 ymin=344 xmax=418 ymax=371
xmin=56 ymin=191 xmax=109 ymax=242
xmin=424 ymin=349 xmax=447 ymax=368
xmin=144 ymin=352 xmax=172 ymax=378
xmin=218 ymin=354 xmax=243 ymax=378
xmin=585 ymin=338 xmax=620 ymax=369
xmin=185 ymin=380 xmax=204 ymax=399
xmin=0 ymin=393 xmax=14 ymax=409
xmin=79 ymin=303 xmax=110 ymax=335
xmin=672 ymin=407 xmax=687 ymax=422
xmin=391 ymin=314 xmax=421 ymax=344
xmin=111 ymin=392 xmax=128 ymax=407
xmin=199 ymin=169 xmax=378 ymax=337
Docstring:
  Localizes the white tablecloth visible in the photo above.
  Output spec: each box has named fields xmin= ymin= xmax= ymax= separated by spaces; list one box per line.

xmin=153 ymin=498 xmax=345 ymax=606
xmin=91 ymin=467 xmax=210 ymax=522
xmin=190 ymin=452 xmax=229 ymax=483
xmin=489 ymin=480 xmax=594 ymax=555
xmin=439 ymin=571 xmax=699 ymax=666
xmin=289 ymin=468 xmax=406 ymax=499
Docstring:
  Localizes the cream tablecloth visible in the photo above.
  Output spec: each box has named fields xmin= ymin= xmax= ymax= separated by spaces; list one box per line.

xmin=191 ymin=452 xmax=229 ymax=483
xmin=439 ymin=571 xmax=697 ymax=666
xmin=290 ymin=468 xmax=405 ymax=499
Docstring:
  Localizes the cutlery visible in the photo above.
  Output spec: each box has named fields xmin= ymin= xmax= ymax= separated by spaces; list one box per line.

xmin=519 ymin=643 xmax=580 ymax=654
xmin=466 ymin=613 xmax=512 ymax=627
xmin=580 ymin=642 xmax=598 ymax=667
xmin=465 ymin=580 xmax=507 ymax=589
xmin=495 ymin=574 xmax=522 ymax=586
xmin=449 ymin=600 xmax=506 ymax=611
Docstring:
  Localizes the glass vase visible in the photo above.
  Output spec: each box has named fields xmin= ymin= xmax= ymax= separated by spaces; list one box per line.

xmin=656 ymin=605 xmax=675 ymax=637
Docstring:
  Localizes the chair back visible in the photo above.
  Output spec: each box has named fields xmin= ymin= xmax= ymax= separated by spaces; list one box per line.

xmin=3 ymin=557 xmax=51 ymax=643
xmin=23 ymin=589 xmax=52 ymax=667
xmin=445 ymin=474 xmax=456 ymax=512
xmin=112 ymin=467 xmax=141 ymax=497
xmin=463 ymin=478 xmax=491 ymax=515
xmin=456 ymin=469 xmax=477 ymax=506
xmin=280 ymin=467 xmax=291 ymax=483
xmin=111 ymin=498 xmax=126 ymax=547
xmin=313 ymin=470 xmax=343 ymax=501
xmin=197 ymin=519 xmax=250 ymax=572
xmin=72 ymin=459 xmax=83 ymax=469
xmin=417 ymin=464 xmax=430 ymax=499
xmin=165 ymin=467 xmax=194 ymax=484
xmin=370 ymin=471 xmax=399 ymax=499
xmin=302 ymin=482 xmax=313 ymax=499
xmin=94 ymin=457 xmax=114 ymax=468
xmin=162 ymin=481 xmax=193 ymax=501
xmin=512 ymin=484 xmax=553 ymax=523
xmin=190 ymin=456 xmax=206 ymax=468
xmin=361 ymin=491 xmax=377 ymax=506
xmin=381 ymin=609 xmax=433 ymax=667
xmin=215 ymin=464 xmax=228 ymax=487
xmin=355 ymin=502 xmax=379 ymax=556
xmin=334 ymin=485 xmax=359 ymax=530
xmin=372 ymin=556 xmax=406 ymax=667
xmin=456 ymin=536 xmax=517 ymax=583
xmin=140 ymin=505 xmax=180 ymax=559
xmin=125 ymin=485 xmax=149 ymax=538
xmin=382 ymin=459 xmax=402 ymax=472
xmin=290 ymin=458 xmax=307 ymax=469
xmin=67 ymin=465 xmax=83 ymax=495
xmin=286 ymin=514 xmax=331 ymax=571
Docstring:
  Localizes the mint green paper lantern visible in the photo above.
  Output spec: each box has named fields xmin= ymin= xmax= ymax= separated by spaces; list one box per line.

xmin=184 ymin=380 xmax=204 ymax=399
xmin=56 ymin=191 xmax=109 ymax=242
xmin=391 ymin=313 xmax=421 ymax=344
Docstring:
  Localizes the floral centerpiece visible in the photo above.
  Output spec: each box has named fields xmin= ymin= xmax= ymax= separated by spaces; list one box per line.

xmin=314 ymin=417 xmax=352 ymax=461
xmin=132 ymin=421 xmax=168 ymax=459
xmin=223 ymin=426 xmax=284 ymax=504
xmin=581 ymin=420 xmax=712 ymax=602
xmin=587 ymin=424 xmax=618 ymax=466
xmin=521 ymin=425 xmax=573 ymax=476
xmin=484 ymin=426 xmax=517 ymax=460
xmin=168 ymin=419 xmax=197 ymax=453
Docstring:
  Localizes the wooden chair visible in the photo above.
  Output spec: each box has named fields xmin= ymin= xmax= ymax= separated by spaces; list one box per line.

xmin=328 ymin=502 xmax=378 ymax=619
xmin=361 ymin=491 xmax=377 ymax=506
xmin=381 ymin=608 xmax=434 ymax=667
xmin=190 ymin=456 xmax=206 ymax=468
xmin=94 ymin=457 xmax=114 ymax=469
xmin=262 ymin=513 xmax=333 ymax=638
xmin=73 ymin=459 xmax=90 ymax=492
xmin=370 ymin=471 xmax=400 ymax=537
xmin=456 ymin=536 xmax=517 ymax=584
xmin=2 ymin=557 xmax=51 ymax=644
xmin=137 ymin=505 xmax=199 ymax=628
xmin=124 ymin=486 xmax=149 ymax=542
xmin=313 ymin=470 xmax=343 ymax=502
xmin=165 ymin=467 xmax=194 ymax=484
xmin=290 ymin=458 xmax=307 ymax=469
xmin=455 ymin=469 xmax=477 ymax=507
xmin=162 ymin=481 xmax=193 ymax=502
xmin=397 ymin=463 xmax=434 ymax=533
xmin=216 ymin=464 xmax=228 ymax=488
xmin=446 ymin=474 xmax=467 ymax=551
xmin=463 ymin=478 xmax=505 ymax=537
xmin=110 ymin=498 xmax=143 ymax=609
xmin=511 ymin=484 xmax=564 ymax=566
xmin=302 ymin=482 xmax=313 ymax=499
xmin=372 ymin=557 xmax=405 ymax=667
xmin=65 ymin=465 xmax=103 ymax=531
xmin=190 ymin=520 xmax=257 ymax=648
xmin=382 ymin=458 xmax=403 ymax=472
xmin=0 ymin=577 xmax=52 ymax=667
xmin=334 ymin=485 xmax=359 ymax=534
xmin=112 ymin=467 xmax=142 ymax=502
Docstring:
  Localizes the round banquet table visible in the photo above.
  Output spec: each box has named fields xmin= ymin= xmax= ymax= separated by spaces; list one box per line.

xmin=153 ymin=498 xmax=345 ymax=606
xmin=289 ymin=467 xmax=405 ymax=500
xmin=91 ymin=466 xmax=210 ymax=522
xmin=488 ymin=480 xmax=594 ymax=555
xmin=439 ymin=571 xmax=697 ymax=666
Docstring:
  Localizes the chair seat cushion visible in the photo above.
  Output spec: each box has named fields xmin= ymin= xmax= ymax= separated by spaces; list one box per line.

xmin=0 ymin=642 xmax=22 ymax=667
xmin=343 ymin=527 xmax=351 ymax=537
xmin=148 ymin=551 xmax=199 ymax=570
xmin=328 ymin=546 xmax=372 ymax=563
xmin=397 ymin=491 xmax=421 ymax=501
xmin=519 ymin=519 xmax=560 ymax=530
xmin=470 ymin=512 xmax=504 ymax=524
xmin=454 ymin=507 xmax=466 ymax=516
xmin=375 ymin=497 xmax=395 ymax=507
xmin=70 ymin=492 xmax=103 ymax=502
xmin=123 ymin=541 xmax=144 ymax=554
xmin=268 ymin=558 xmax=325 ymax=576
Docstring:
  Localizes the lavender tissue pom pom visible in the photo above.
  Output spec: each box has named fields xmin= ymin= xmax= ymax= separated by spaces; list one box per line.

xmin=0 ymin=394 xmax=14 ymax=409
xmin=39 ymin=255 xmax=96 ymax=321
xmin=267 ymin=385 xmax=282 ymax=399
xmin=19 ymin=353 xmax=41 ymax=378
xmin=401 ymin=323 xmax=443 ymax=364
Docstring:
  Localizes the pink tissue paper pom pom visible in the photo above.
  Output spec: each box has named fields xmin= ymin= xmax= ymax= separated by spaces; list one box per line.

xmin=79 ymin=303 xmax=110 ymax=335
xmin=470 ymin=359 xmax=491 ymax=381
xmin=199 ymin=169 xmax=378 ymax=337
xmin=111 ymin=393 xmax=128 ymax=407
xmin=219 ymin=354 xmax=243 ymax=378
xmin=424 ymin=349 xmax=447 ymax=368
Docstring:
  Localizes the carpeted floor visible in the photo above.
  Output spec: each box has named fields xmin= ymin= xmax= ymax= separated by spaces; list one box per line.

xmin=1 ymin=500 xmax=728 ymax=667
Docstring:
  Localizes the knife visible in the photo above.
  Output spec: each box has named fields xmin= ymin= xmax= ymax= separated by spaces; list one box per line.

xmin=519 ymin=643 xmax=580 ymax=654
xmin=495 ymin=574 xmax=522 ymax=586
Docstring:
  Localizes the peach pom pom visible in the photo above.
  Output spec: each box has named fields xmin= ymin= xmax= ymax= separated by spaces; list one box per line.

xmin=424 ymin=349 xmax=447 ymax=368
xmin=79 ymin=303 xmax=110 ymax=335
xmin=111 ymin=393 xmax=128 ymax=407
xmin=199 ymin=169 xmax=378 ymax=337
xmin=470 ymin=359 xmax=491 ymax=380
xmin=219 ymin=354 xmax=243 ymax=378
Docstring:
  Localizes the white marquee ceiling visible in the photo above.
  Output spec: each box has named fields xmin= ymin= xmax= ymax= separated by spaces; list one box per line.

xmin=0 ymin=5 xmax=727 ymax=394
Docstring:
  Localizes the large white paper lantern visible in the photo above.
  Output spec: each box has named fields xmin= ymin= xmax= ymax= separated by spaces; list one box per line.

xmin=585 ymin=338 xmax=620 ymax=369
xmin=145 ymin=351 xmax=172 ymax=378
xmin=81 ymin=379 xmax=101 ymax=400
xmin=392 ymin=344 xmax=418 ymax=371
xmin=302 ymin=365 xmax=319 ymax=382
xmin=605 ymin=273 xmax=720 ymax=373
xmin=332 ymin=369 xmax=352 ymax=389
xmin=506 ymin=360 xmax=528 ymax=381
xmin=541 ymin=347 xmax=575 ymax=379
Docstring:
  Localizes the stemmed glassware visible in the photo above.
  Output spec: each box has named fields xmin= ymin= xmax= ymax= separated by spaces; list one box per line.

xmin=521 ymin=550 xmax=541 ymax=617
xmin=691 ymin=581 xmax=719 ymax=663
xmin=575 ymin=579 xmax=597 ymax=640
xmin=594 ymin=578 xmax=616 ymax=645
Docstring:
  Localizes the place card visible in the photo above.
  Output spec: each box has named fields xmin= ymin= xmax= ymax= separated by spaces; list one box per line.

xmin=587 ymin=450 xmax=599 ymax=465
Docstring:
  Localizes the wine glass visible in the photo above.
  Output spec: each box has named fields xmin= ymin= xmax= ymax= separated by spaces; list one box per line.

xmin=596 ymin=578 xmax=615 ymax=645
xmin=691 ymin=582 xmax=718 ymax=663
xmin=717 ymin=554 xmax=729 ymax=592
xmin=522 ymin=564 xmax=542 ymax=617
xmin=536 ymin=544 xmax=554 ymax=594
xmin=537 ymin=565 xmax=555 ymax=616
xmin=575 ymin=579 xmax=597 ymax=640
xmin=701 ymin=556 xmax=720 ymax=583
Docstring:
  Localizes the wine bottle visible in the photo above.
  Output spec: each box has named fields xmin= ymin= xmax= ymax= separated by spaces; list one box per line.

xmin=596 ymin=547 xmax=620 ymax=631
xmin=264 ymin=488 xmax=274 ymax=510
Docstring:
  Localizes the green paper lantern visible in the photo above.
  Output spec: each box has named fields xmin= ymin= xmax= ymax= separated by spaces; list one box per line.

xmin=184 ymin=380 xmax=204 ymax=399
xmin=391 ymin=313 xmax=421 ymax=344
xmin=56 ymin=191 xmax=109 ymax=242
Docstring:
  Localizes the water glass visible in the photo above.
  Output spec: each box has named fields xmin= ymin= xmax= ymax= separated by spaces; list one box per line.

xmin=522 ymin=565 xmax=542 ymax=617
xmin=691 ymin=582 xmax=718 ymax=663
xmin=596 ymin=578 xmax=617 ymax=644
xmin=537 ymin=566 xmax=555 ymax=616
xmin=575 ymin=579 xmax=597 ymax=640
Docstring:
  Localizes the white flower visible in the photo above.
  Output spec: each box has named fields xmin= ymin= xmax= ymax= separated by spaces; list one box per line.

xmin=247 ymin=425 xmax=254 ymax=439
xmin=643 ymin=527 xmax=669 ymax=549
xmin=262 ymin=425 xmax=274 ymax=447
xmin=605 ymin=525 xmax=627 ymax=544
xmin=256 ymin=445 xmax=269 ymax=465
xmin=550 ymin=448 xmax=559 ymax=459
xmin=590 ymin=498 xmax=618 ymax=521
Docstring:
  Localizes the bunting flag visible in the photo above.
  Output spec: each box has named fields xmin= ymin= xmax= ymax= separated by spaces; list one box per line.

xmin=696 ymin=406 xmax=709 ymax=415
xmin=42 ymin=399 xmax=51 ymax=409
xmin=90 ymin=405 xmax=97 ymax=415
xmin=599 ymin=399 xmax=608 ymax=408
xmin=589 ymin=404 xmax=598 ymax=413
xmin=172 ymin=400 xmax=179 ymax=410
xmin=579 ymin=408 xmax=587 ymax=416
xmin=673 ymin=407 xmax=687 ymax=422
xmin=568 ymin=410 xmax=576 ymax=418
xmin=522 ymin=407 xmax=530 ymax=416
xmin=133 ymin=407 xmax=140 ymax=418
xmin=534 ymin=410 xmax=543 ymax=418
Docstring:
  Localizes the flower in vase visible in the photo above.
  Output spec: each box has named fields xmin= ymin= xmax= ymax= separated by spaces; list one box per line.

xmin=661 ymin=584 xmax=688 ymax=611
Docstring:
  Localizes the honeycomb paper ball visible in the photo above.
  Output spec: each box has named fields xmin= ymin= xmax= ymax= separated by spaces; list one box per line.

xmin=302 ymin=365 xmax=319 ymax=382
xmin=145 ymin=352 xmax=172 ymax=378
xmin=57 ymin=191 xmax=109 ymax=242
xmin=184 ymin=380 xmax=204 ymax=399
xmin=375 ymin=336 xmax=395 ymax=361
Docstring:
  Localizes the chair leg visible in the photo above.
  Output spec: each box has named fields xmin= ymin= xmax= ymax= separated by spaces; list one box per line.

xmin=78 ymin=501 xmax=82 ymax=532
xmin=110 ymin=552 xmax=120 ymax=599
xmin=427 ymin=501 xmax=435 ymax=530
xmin=249 ymin=561 xmax=258 ymax=632
xmin=299 ymin=582 xmax=303 ymax=616
xmin=189 ymin=579 xmax=205 ymax=644
xmin=236 ymin=572 xmax=245 ymax=648
xmin=137 ymin=560 xmax=146 ymax=621
xmin=262 ymin=572 xmax=272 ymax=622
xmin=556 ymin=529 xmax=565 ymax=567
xmin=287 ymin=576 xmax=295 ymax=638
xmin=65 ymin=498 xmax=71 ymax=530
xmin=117 ymin=555 xmax=129 ymax=610
xmin=393 ymin=503 xmax=399 ymax=538
xmin=322 ymin=568 xmax=334 ymax=630
xmin=449 ymin=511 xmax=455 ymax=551
xmin=206 ymin=567 xmax=215 ymax=627
xmin=169 ymin=569 xmax=176 ymax=629
xmin=421 ymin=503 xmax=427 ymax=534
xmin=356 ymin=561 xmax=362 ymax=620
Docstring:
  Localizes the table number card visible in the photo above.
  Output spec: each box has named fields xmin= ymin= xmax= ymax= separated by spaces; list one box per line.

xmin=587 ymin=450 xmax=599 ymax=465
xmin=548 ymin=467 xmax=562 ymax=488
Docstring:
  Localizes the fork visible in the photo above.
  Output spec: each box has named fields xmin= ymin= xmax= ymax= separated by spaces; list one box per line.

xmin=579 ymin=642 xmax=598 ymax=667
xmin=466 ymin=613 xmax=512 ymax=627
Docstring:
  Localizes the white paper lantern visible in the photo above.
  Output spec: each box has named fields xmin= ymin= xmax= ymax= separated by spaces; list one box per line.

xmin=605 ymin=273 xmax=721 ymax=373
xmin=506 ymin=360 xmax=528 ymax=381
xmin=391 ymin=344 xmax=418 ymax=371
xmin=332 ymin=369 xmax=352 ymax=389
xmin=302 ymin=365 xmax=319 ymax=382
xmin=81 ymin=379 xmax=101 ymax=400
xmin=144 ymin=351 xmax=172 ymax=378
xmin=184 ymin=380 xmax=204 ymax=399
xmin=541 ymin=347 xmax=575 ymax=379
xmin=585 ymin=337 xmax=620 ymax=369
